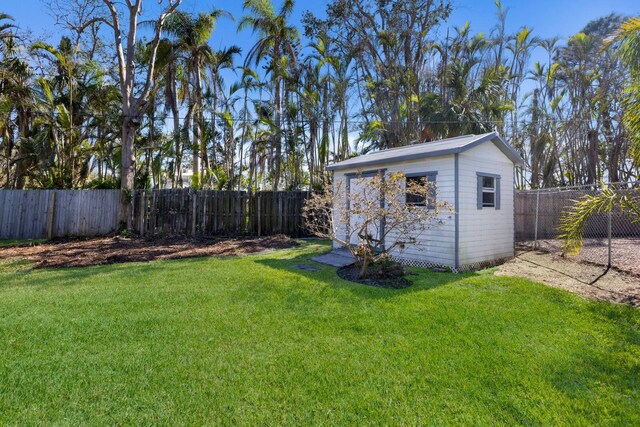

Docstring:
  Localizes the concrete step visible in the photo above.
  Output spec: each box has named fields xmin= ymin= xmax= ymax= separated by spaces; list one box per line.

xmin=311 ymin=248 xmax=355 ymax=267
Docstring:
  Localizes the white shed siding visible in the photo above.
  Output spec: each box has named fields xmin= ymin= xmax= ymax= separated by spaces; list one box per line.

xmin=332 ymin=171 xmax=347 ymax=249
xmin=333 ymin=156 xmax=456 ymax=267
xmin=457 ymin=143 xmax=515 ymax=265
xmin=383 ymin=156 xmax=455 ymax=266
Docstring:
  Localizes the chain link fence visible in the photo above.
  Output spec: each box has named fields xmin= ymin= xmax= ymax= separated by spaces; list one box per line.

xmin=515 ymin=181 xmax=640 ymax=276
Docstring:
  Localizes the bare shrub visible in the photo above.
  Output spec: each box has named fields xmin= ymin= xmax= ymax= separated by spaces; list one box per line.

xmin=303 ymin=171 xmax=452 ymax=278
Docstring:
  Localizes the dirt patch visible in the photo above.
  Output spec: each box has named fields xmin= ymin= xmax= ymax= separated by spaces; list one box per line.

xmin=519 ymin=238 xmax=640 ymax=276
xmin=496 ymin=249 xmax=640 ymax=307
xmin=337 ymin=265 xmax=413 ymax=289
xmin=0 ymin=235 xmax=297 ymax=269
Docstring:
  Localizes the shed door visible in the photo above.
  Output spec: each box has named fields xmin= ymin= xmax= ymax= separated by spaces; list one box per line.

xmin=348 ymin=176 xmax=382 ymax=246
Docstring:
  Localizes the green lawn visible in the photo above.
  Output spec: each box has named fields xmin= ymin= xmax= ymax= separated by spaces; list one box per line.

xmin=0 ymin=239 xmax=45 ymax=246
xmin=1 ymin=241 xmax=638 ymax=425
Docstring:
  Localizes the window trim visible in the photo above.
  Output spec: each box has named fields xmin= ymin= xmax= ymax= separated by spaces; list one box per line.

xmin=405 ymin=171 xmax=438 ymax=209
xmin=476 ymin=172 xmax=501 ymax=210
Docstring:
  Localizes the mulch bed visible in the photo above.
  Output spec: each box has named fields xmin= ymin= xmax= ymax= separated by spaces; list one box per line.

xmin=0 ymin=235 xmax=297 ymax=269
xmin=337 ymin=265 xmax=413 ymax=289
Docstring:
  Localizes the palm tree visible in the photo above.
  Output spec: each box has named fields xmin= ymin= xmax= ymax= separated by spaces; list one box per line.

xmin=561 ymin=17 xmax=640 ymax=254
xmin=0 ymin=13 xmax=19 ymax=187
xmin=237 ymin=67 xmax=259 ymax=190
xmin=205 ymin=45 xmax=241 ymax=173
xmin=239 ymin=0 xmax=299 ymax=190
xmin=0 ymin=19 xmax=36 ymax=189
xmin=0 ymin=13 xmax=15 ymax=44
xmin=86 ymin=80 xmax=121 ymax=185
xmin=31 ymin=38 xmax=78 ymax=181
xmin=28 ymin=36 xmax=112 ymax=189
xmin=163 ymin=9 xmax=232 ymax=187
xmin=297 ymin=62 xmax=321 ymax=188
xmin=605 ymin=17 xmax=640 ymax=159
xmin=153 ymin=37 xmax=184 ymax=187
xmin=421 ymin=30 xmax=512 ymax=142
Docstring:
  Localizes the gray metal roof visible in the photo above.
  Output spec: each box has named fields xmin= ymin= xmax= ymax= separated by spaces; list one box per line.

xmin=326 ymin=132 xmax=524 ymax=171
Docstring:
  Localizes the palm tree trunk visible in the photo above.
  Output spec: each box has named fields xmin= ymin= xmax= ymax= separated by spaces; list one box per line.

xmin=187 ymin=75 xmax=200 ymax=188
xmin=273 ymin=76 xmax=282 ymax=191
xmin=170 ymin=71 xmax=182 ymax=188
xmin=193 ymin=67 xmax=204 ymax=187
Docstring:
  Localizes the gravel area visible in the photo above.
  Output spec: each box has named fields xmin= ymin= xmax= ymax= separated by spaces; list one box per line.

xmin=518 ymin=238 xmax=640 ymax=276
xmin=497 ymin=248 xmax=640 ymax=307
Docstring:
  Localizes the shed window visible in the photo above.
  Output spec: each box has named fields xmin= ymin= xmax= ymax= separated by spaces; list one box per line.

xmin=406 ymin=172 xmax=437 ymax=208
xmin=477 ymin=173 xmax=501 ymax=210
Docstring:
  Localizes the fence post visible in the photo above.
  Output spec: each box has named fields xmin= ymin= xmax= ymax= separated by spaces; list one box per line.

xmin=608 ymin=209 xmax=612 ymax=268
xmin=191 ymin=191 xmax=197 ymax=236
xmin=47 ymin=191 xmax=56 ymax=239
xmin=534 ymin=188 xmax=540 ymax=249
xmin=257 ymin=192 xmax=261 ymax=237
xmin=139 ymin=190 xmax=146 ymax=238
xmin=127 ymin=190 xmax=134 ymax=232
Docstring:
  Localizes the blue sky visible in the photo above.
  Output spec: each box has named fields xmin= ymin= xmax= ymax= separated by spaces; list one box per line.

xmin=4 ymin=0 xmax=638 ymax=56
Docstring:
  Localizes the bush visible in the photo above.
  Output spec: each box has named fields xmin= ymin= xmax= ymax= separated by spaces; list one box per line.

xmin=303 ymin=171 xmax=451 ymax=278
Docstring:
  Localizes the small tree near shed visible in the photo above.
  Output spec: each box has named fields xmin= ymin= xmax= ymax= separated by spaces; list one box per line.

xmin=303 ymin=171 xmax=451 ymax=278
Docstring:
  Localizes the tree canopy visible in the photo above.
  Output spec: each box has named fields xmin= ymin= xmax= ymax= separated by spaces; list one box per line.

xmin=0 ymin=1 xmax=638 ymax=190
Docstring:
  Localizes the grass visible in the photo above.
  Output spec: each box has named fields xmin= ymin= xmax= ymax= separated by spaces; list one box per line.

xmin=0 ymin=238 xmax=46 ymax=246
xmin=0 ymin=240 xmax=639 ymax=425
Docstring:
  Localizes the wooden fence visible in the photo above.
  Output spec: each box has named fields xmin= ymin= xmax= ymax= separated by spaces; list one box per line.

xmin=130 ymin=190 xmax=311 ymax=238
xmin=6 ymin=187 xmax=638 ymax=242
xmin=0 ymin=189 xmax=121 ymax=239
xmin=0 ymin=189 xmax=312 ymax=240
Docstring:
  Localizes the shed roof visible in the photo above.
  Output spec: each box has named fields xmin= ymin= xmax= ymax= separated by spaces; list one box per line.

xmin=326 ymin=132 xmax=524 ymax=171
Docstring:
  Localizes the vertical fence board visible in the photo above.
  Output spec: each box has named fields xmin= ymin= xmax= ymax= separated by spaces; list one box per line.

xmin=1 ymin=189 xmax=312 ymax=240
xmin=0 ymin=189 xmax=121 ymax=239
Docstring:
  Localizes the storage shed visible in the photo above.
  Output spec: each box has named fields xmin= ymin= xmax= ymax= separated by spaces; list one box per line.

xmin=326 ymin=132 xmax=524 ymax=272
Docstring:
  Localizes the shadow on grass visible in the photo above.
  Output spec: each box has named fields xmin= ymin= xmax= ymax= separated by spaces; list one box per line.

xmin=0 ymin=256 xmax=215 ymax=290
xmin=255 ymin=249 xmax=468 ymax=299
xmin=0 ymin=243 xmax=328 ymax=290
xmin=2 ymin=241 xmax=474 ymax=301
xmin=0 ymin=239 xmax=47 ymax=247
